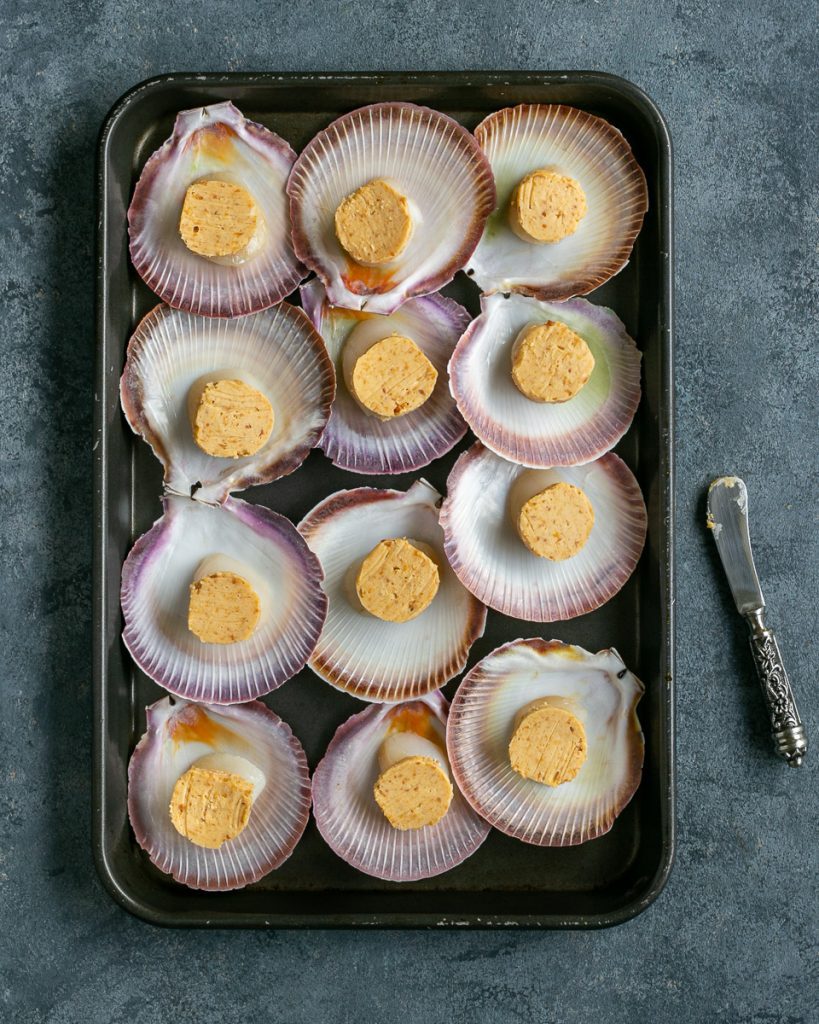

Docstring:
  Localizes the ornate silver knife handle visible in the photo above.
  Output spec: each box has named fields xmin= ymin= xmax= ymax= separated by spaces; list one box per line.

xmin=745 ymin=608 xmax=807 ymax=766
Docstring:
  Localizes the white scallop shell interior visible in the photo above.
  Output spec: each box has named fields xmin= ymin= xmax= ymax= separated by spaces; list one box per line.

xmin=447 ymin=640 xmax=644 ymax=846
xmin=289 ymin=104 xmax=494 ymax=313
xmin=312 ymin=692 xmax=490 ymax=881
xmin=298 ymin=480 xmax=486 ymax=702
xmin=129 ymin=102 xmax=305 ymax=317
xmin=121 ymin=496 xmax=326 ymax=704
xmin=128 ymin=698 xmax=310 ymax=890
xmin=301 ymin=279 xmax=468 ymax=474
xmin=467 ymin=104 xmax=648 ymax=298
xmin=448 ymin=292 xmax=641 ymax=467
xmin=120 ymin=302 xmax=333 ymax=504
xmin=441 ymin=444 xmax=646 ymax=622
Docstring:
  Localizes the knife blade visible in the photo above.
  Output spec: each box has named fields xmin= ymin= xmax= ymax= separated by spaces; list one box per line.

xmin=706 ymin=476 xmax=764 ymax=615
xmin=706 ymin=476 xmax=807 ymax=766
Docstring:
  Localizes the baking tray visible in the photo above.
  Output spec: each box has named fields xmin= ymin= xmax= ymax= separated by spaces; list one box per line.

xmin=93 ymin=71 xmax=674 ymax=928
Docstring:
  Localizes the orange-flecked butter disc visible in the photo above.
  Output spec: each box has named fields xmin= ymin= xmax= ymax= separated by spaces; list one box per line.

xmin=128 ymin=101 xmax=306 ymax=317
xmin=121 ymin=495 xmax=326 ymax=704
xmin=448 ymin=292 xmax=641 ymax=469
xmin=447 ymin=639 xmax=644 ymax=846
xmin=467 ymin=104 xmax=648 ymax=301
xmin=288 ymin=103 xmax=495 ymax=314
xmin=128 ymin=697 xmax=311 ymax=890
xmin=441 ymin=442 xmax=646 ymax=622
xmin=298 ymin=480 xmax=486 ymax=703
xmin=312 ymin=692 xmax=489 ymax=881
xmin=120 ymin=301 xmax=334 ymax=504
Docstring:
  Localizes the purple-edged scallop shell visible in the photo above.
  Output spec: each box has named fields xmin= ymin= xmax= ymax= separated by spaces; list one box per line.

xmin=298 ymin=480 xmax=486 ymax=703
xmin=287 ymin=103 xmax=495 ymax=314
xmin=120 ymin=301 xmax=334 ymax=504
xmin=121 ymin=495 xmax=326 ymax=703
xmin=440 ymin=442 xmax=646 ymax=622
xmin=312 ymin=691 xmax=490 ymax=880
xmin=448 ymin=292 xmax=641 ymax=468
xmin=128 ymin=101 xmax=306 ymax=317
xmin=128 ymin=697 xmax=311 ymax=890
xmin=447 ymin=639 xmax=644 ymax=846
xmin=466 ymin=104 xmax=648 ymax=300
xmin=300 ymin=278 xmax=468 ymax=474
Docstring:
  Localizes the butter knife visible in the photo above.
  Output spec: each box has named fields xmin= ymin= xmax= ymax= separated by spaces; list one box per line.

xmin=706 ymin=476 xmax=807 ymax=766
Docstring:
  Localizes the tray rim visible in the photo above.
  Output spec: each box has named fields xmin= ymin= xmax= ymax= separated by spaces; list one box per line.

xmin=93 ymin=69 xmax=675 ymax=930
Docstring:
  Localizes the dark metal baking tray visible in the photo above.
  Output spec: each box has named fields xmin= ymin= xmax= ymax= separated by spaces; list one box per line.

xmin=93 ymin=71 xmax=674 ymax=928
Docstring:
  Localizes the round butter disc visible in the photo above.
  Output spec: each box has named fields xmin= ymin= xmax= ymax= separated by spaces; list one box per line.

xmin=191 ymin=379 xmax=275 ymax=459
xmin=516 ymin=482 xmax=594 ymax=561
xmin=348 ymin=334 xmax=438 ymax=420
xmin=179 ymin=179 xmax=261 ymax=258
xmin=334 ymin=179 xmax=413 ymax=266
xmin=188 ymin=570 xmax=261 ymax=644
xmin=374 ymin=755 xmax=454 ymax=830
xmin=509 ymin=169 xmax=588 ymax=244
xmin=511 ymin=321 xmax=595 ymax=403
xmin=169 ymin=765 xmax=254 ymax=848
xmin=508 ymin=701 xmax=587 ymax=787
xmin=355 ymin=537 xmax=440 ymax=623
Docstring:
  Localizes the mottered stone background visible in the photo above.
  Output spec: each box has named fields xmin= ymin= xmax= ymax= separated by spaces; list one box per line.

xmin=1 ymin=1 xmax=816 ymax=1021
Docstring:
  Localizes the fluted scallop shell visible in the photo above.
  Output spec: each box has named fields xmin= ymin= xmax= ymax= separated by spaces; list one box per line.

xmin=440 ymin=443 xmax=646 ymax=622
xmin=120 ymin=301 xmax=334 ymax=504
xmin=300 ymin=278 xmax=468 ymax=474
xmin=298 ymin=480 xmax=486 ymax=702
xmin=448 ymin=292 xmax=641 ymax=467
xmin=466 ymin=104 xmax=648 ymax=300
xmin=447 ymin=639 xmax=644 ymax=846
xmin=128 ymin=697 xmax=311 ymax=890
xmin=128 ymin=101 xmax=306 ymax=317
xmin=121 ymin=495 xmax=326 ymax=703
xmin=288 ymin=103 xmax=495 ymax=314
xmin=312 ymin=691 xmax=490 ymax=881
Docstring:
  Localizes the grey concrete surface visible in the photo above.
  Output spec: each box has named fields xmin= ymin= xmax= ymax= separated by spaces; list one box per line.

xmin=1 ymin=1 xmax=817 ymax=1021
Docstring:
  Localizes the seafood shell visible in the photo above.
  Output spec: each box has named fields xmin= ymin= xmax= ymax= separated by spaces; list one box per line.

xmin=466 ymin=104 xmax=648 ymax=300
xmin=301 ymin=278 xmax=468 ymax=474
xmin=447 ymin=639 xmax=644 ymax=845
xmin=298 ymin=480 xmax=486 ymax=702
xmin=288 ymin=103 xmax=495 ymax=313
xmin=121 ymin=495 xmax=326 ymax=703
xmin=448 ymin=292 xmax=641 ymax=468
xmin=120 ymin=301 xmax=334 ymax=504
xmin=129 ymin=101 xmax=306 ymax=317
xmin=312 ymin=692 xmax=490 ymax=881
xmin=128 ymin=697 xmax=310 ymax=889
xmin=440 ymin=442 xmax=646 ymax=622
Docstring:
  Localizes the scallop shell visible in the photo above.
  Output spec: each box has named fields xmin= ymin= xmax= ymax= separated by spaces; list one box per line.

xmin=440 ymin=442 xmax=646 ymax=622
xmin=128 ymin=697 xmax=311 ymax=890
xmin=121 ymin=495 xmax=326 ymax=703
xmin=447 ymin=639 xmax=644 ymax=846
xmin=312 ymin=691 xmax=490 ymax=881
xmin=128 ymin=101 xmax=306 ymax=317
xmin=120 ymin=301 xmax=335 ymax=504
xmin=466 ymin=104 xmax=648 ymax=300
xmin=298 ymin=480 xmax=487 ymax=702
xmin=448 ymin=292 xmax=641 ymax=468
xmin=300 ymin=278 xmax=468 ymax=474
xmin=288 ymin=103 xmax=495 ymax=314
